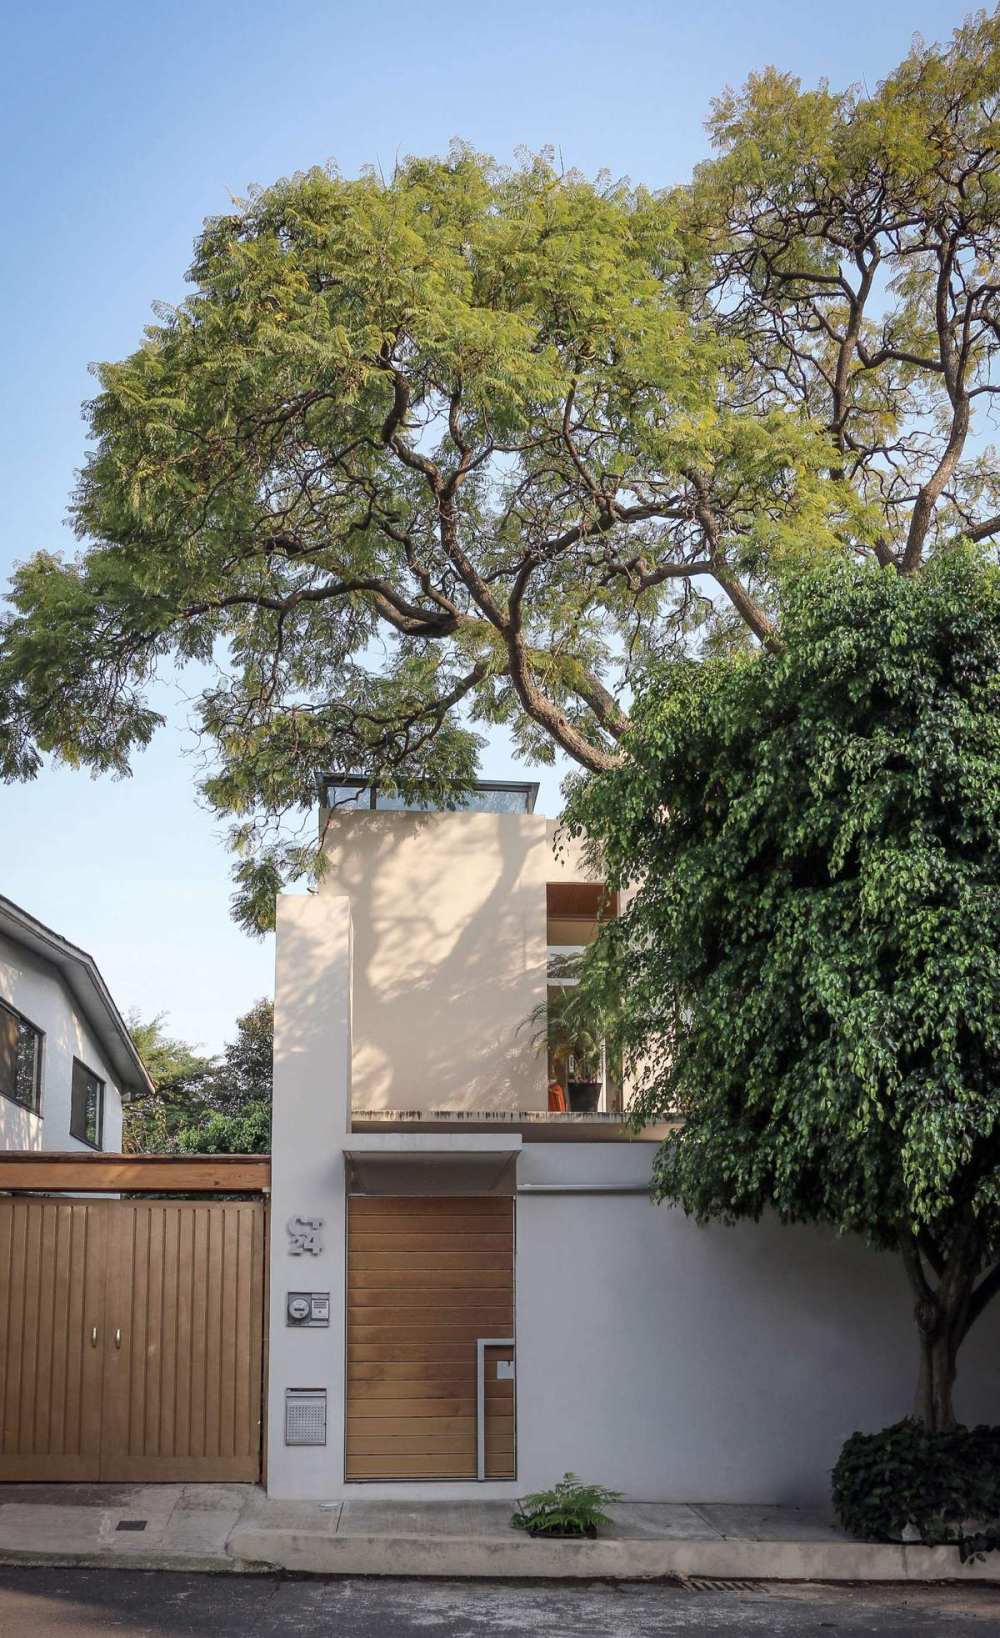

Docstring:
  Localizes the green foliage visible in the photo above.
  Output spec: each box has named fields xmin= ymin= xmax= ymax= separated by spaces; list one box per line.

xmin=207 ymin=998 xmax=273 ymax=1116
xmin=6 ymin=19 xmax=1000 ymax=931
xmin=123 ymin=1013 xmax=213 ymax=1154
xmin=127 ymin=998 xmax=273 ymax=1153
xmin=522 ymin=959 xmax=618 ymax=1083
xmin=568 ymin=552 xmax=1000 ymax=1425
xmin=176 ymin=1099 xmax=270 ymax=1156
xmin=833 ymin=1420 xmax=1000 ymax=1552
xmin=511 ymin=1473 xmax=622 ymax=1537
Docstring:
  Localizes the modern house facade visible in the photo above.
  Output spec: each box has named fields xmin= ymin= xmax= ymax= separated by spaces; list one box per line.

xmin=0 ymin=894 xmax=151 ymax=1153
xmin=267 ymin=782 xmax=1000 ymax=1504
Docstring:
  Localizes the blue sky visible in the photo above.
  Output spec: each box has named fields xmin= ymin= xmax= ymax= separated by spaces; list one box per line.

xmin=1 ymin=0 xmax=968 ymax=1051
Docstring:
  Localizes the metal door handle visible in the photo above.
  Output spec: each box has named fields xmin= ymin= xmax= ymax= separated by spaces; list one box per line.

xmin=114 ymin=1328 xmax=122 ymax=1350
xmin=90 ymin=1327 xmax=98 ymax=1348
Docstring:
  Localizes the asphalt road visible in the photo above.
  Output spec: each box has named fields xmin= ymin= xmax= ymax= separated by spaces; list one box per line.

xmin=0 ymin=1570 xmax=998 ymax=1637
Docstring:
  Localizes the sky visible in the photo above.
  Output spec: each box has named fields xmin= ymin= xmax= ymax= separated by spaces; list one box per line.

xmin=0 ymin=0 xmax=972 ymax=1052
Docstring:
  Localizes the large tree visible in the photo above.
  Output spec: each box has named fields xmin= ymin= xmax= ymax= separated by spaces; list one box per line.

xmin=126 ymin=999 xmax=272 ymax=1153
xmin=3 ymin=14 xmax=1000 ymax=928
xmin=568 ymin=552 xmax=1000 ymax=1433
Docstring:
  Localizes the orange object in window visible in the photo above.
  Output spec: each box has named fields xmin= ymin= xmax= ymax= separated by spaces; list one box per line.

xmin=547 ymin=1081 xmax=567 ymax=1113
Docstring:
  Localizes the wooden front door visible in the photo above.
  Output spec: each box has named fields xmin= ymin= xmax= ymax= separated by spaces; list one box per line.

xmin=346 ymin=1195 xmax=515 ymax=1481
xmin=0 ymin=1196 xmax=265 ymax=1482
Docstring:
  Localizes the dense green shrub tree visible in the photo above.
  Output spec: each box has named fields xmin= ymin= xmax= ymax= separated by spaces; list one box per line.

xmin=568 ymin=554 xmax=1000 ymax=1431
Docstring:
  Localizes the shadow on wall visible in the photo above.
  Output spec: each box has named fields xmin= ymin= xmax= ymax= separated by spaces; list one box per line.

xmin=272 ymin=899 xmax=352 ymax=1149
xmin=322 ymin=814 xmax=548 ymax=1113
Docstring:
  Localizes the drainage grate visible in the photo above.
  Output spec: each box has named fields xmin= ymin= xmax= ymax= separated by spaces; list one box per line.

xmin=685 ymin=1577 xmax=763 ymax=1593
xmin=116 ymin=1520 xmax=147 ymax=1532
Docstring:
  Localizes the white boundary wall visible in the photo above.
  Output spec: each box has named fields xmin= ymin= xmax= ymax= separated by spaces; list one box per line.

xmin=268 ymin=893 xmax=1000 ymax=1503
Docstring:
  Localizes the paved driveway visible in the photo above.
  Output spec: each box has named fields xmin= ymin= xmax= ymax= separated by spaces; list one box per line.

xmin=0 ymin=1570 xmax=997 ymax=1636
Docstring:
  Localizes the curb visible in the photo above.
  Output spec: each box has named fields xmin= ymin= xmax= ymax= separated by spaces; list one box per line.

xmin=0 ymin=1547 xmax=267 ymax=1575
xmin=225 ymin=1526 xmax=1000 ymax=1583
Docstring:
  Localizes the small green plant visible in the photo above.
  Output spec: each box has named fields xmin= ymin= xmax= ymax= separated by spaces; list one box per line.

xmin=833 ymin=1420 xmax=1000 ymax=1558
xmin=511 ymin=1472 xmax=623 ymax=1537
xmin=522 ymin=958 xmax=621 ymax=1086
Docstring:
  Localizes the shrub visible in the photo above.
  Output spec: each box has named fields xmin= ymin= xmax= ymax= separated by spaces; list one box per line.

xmin=833 ymin=1420 xmax=1000 ymax=1555
xmin=511 ymin=1472 xmax=623 ymax=1538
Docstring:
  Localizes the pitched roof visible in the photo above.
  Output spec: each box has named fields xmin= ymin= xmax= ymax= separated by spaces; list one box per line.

xmin=0 ymin=894 xmax=154 ymax=1100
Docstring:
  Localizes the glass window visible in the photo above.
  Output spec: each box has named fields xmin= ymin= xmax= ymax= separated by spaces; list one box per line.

xmin=327 ymin=782 xmax=372 ymax=809
xmin=71 ymin=1058 xmax=104 ymax=1148
xmin=324 ymin=778 xmax=538 ymax=814
xmin=0 ymin=1001 xmax=42 ymax=1114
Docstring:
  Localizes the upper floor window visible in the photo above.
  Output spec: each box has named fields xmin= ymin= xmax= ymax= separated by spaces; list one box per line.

xmin=0 ymin=1001 xmax=43 ymax=1114
xmin=71 ymin=1058 xmax=104 ymax=1149
xmin=324 ymin=777 xmax=538 ymax=815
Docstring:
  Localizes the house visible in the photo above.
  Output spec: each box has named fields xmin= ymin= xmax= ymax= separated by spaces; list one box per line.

xmin=1 ymin=788 xmax=997 ymax=1497
xmin=267 ymin=780 xmax=1000 ymax=1504
xmin=0 ymin=894 xmax=151 ymax=1152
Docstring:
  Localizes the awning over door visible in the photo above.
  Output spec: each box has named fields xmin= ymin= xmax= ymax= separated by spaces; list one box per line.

xmin=344 ymin=1133 xmax=520 ymax=1197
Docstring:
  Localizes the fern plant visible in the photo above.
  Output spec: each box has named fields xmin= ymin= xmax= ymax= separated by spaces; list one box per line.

xmin=511 ymin=1472 xmax=622 ymax=1537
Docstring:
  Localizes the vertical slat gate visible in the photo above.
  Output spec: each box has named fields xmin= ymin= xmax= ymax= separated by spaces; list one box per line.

xmin=346 ymin=1195 xmax=515 ymax=1481
xmin=0 ymin=1198 xmax=107 ymax=1480
xmin=101 ymin=1200 xmax=265 ymax=1481
xmin=0 ymin=1196 xmax=264 ymax=1483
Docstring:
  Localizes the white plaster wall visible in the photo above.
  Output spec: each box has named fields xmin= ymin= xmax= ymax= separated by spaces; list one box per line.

xmin=319 ymin=812 xmax=552 ymax=1112
xmin=0 ymin=931 xmax=123 ymax=1152
xmin=267 ymin=893 xmax=353 ymax=1499
xmin=515 ymin=1143 xmax=1000 ymax=1504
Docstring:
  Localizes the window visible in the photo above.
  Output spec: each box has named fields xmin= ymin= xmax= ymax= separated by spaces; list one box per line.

xmin=71 ymin=1058 xmax=104 ymax=1149
xmin=324 ymin=777 xmax=539 ymax=814
xmin=0 ymin=1001 xmax=43 ymax=1114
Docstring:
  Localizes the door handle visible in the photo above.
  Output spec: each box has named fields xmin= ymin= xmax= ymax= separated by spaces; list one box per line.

xmin=90 ymin=1326 xmax=98 ymax=1348
xmin=114 ymin=1328 xmax=122 ymax=1350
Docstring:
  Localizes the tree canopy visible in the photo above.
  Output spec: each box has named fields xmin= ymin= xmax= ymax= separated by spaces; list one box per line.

xmin=567 ymin=552 xmax=1000 ymax=1430
xmin=126 ymin=999 xmax=272 ymax=1153
xmin=3 ymin=13 xmax=1000 ymax=927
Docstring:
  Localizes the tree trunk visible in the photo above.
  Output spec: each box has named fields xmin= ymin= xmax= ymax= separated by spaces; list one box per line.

xmin=914 ymin=1321 xmax=958 ymax=1432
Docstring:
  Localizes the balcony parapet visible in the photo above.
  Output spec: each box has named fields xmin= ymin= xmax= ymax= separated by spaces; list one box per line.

xmin=349 ymin=1109 xmax=674 ymax=1142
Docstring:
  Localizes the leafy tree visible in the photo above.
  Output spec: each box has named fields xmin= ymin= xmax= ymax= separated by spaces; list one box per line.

xmin=0 ymin=145 xmax=836 ymax=931
xmin=176 ymin=1100 xmax=270 ymax=1156
xmin=568 ymin=552 xmax=1000 ymax=1432
xmin=126 ymin=999 xmax=272 ymax=1152
xmin=206 ymin=998 xmax=273 ymax=1116
xmin=123 ymin=1013 xmax=212 ymax=1153
xmin=3 ymin=14 xmax=1000 ymax=931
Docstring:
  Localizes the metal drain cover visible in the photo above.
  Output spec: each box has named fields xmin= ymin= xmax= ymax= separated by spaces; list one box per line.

xmin=685 ymin=1577 xmax=763 ymax=1592
xmin=116 ymin=1520 xmax=147 ymax=1532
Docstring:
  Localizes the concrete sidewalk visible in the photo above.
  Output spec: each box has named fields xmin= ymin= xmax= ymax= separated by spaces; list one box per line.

xmin=0 ymin=1484 xmax=996 ymax=1583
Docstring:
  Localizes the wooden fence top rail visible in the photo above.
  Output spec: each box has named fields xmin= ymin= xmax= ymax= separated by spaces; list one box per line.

xmin=0 ymin=1152 xmax=271 ymax=1194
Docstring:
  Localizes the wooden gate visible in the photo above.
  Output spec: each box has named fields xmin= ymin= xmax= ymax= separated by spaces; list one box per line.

xmin=346 ymin=1195 xmax=515 ymax=1481
xmin=0 ymin=1196 xmax=265 ymax=1482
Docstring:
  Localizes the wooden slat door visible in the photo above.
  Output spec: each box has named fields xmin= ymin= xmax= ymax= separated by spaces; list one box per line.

xmin=346 ymin=1195 xmax=514 ymax=1481
xmin=101 ymin=1200 xmax=265 ymax=1482
xmin=0 ymin=1197 xmax=109 ymax=1480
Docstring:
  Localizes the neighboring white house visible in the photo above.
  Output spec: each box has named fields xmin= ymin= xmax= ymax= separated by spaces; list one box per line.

xmin=266 ymin=778 xmax=1000 ymax=1505
xmin=0 ymin=894 xmax=152 ymax=1152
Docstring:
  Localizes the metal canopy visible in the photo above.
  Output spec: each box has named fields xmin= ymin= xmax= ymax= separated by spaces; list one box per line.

xmin=343 ymin=1137 xmax=520 ymax=1197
